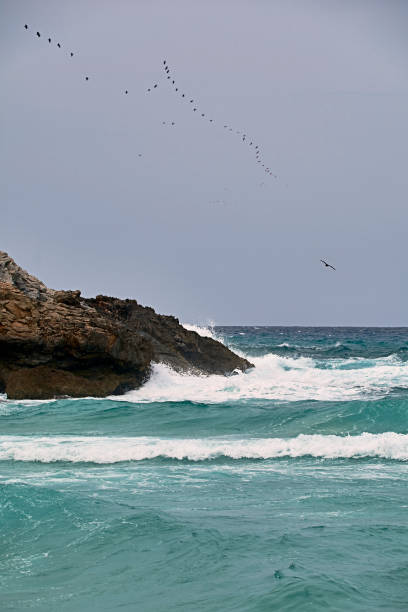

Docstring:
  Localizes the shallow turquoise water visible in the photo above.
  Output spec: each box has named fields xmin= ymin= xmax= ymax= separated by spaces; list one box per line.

xmin=1 ymin=327 xmax=408 ymax=611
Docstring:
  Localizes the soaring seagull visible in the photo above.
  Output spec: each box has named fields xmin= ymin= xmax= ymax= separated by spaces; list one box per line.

xmin=320 ymin=259 xmax=336 ymax=271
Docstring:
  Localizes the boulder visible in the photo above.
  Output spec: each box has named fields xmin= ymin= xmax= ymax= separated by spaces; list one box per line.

xmin=0 ymin=252 xmax=253 ymax=399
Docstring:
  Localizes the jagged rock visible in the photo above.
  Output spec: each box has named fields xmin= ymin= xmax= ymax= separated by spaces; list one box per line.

xmin=0 ymin=252 xmax=253 ymax=399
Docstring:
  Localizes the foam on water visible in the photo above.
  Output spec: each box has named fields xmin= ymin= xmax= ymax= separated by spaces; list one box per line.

xmin=1 ymin=433 xmax=408 ymax=462
xmin=116 ymin=352 xmax=408 ymax=404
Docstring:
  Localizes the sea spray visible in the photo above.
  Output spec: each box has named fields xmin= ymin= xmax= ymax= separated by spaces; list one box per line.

xmin=115 ymin=352 xmax=408 ymax=403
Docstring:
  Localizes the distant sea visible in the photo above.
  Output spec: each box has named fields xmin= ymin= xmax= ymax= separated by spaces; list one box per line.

xmin=2 ymin=327 xmax=408 ymax=611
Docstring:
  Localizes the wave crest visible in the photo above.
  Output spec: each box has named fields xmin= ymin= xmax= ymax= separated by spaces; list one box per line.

xmin=115 ymin=352 xmax=408 ymax=404
xmin=1 ymin=433 xmax=407 ymax=463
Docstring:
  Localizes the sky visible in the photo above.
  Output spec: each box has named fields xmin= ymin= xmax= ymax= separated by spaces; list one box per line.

xmin=1 ymin=0 xmax=408 ymax=325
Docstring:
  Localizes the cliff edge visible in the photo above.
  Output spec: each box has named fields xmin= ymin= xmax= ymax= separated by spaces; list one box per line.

xmin=0 ymin=252 xmax=253 ymax=399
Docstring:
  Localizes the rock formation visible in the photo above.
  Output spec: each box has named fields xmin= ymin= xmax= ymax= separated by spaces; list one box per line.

xmin=0 ymin=252 xmax=252 ymax=399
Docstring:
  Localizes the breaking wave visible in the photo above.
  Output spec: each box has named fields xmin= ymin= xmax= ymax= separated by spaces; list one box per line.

xmin=1 ymin=433 xmax=408 ymax=463
xmin=116 ymin=353 xmax=408 ymax=404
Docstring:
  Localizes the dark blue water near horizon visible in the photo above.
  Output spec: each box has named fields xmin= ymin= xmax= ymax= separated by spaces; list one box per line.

xmin=1 ymin=326 xmax=408 ymax=611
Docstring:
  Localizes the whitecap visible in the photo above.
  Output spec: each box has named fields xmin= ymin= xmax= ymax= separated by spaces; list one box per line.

xmin=1 ymin=433 xmax=407 ymax=463
xmin=114 ymin=353 xmax=408 ymax=404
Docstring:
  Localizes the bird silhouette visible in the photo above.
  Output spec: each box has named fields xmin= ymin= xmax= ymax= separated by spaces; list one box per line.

xmin=24 ymin=24 xmax=28 ymax=29
xmin=162 ymin=61 xmax=276 ymax=178
xmin=48 ymin=38 xmax=51 ymax=43
xmin=125 ymin=90 xmax=128 ymax=94
xmin=57 ymin=43 xmax=61 ymax=48
xmin=320 ymin=259 xmax=336 ymax=271
xmin=70 ymin=52 xmax=73 ymax=56
xmin=85 ymin=76 xmax=89 ymax=81
xmin=154 ymin=84 xmax=158 ymax=88
xmin=36 ymin=31 xmax=40 ymax=37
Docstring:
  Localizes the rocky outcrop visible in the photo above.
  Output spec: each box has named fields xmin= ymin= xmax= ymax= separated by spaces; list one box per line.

xmin=0 ymin=252 xmax=252 ymax=399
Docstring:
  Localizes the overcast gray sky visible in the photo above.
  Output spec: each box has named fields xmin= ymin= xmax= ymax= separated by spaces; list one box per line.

xmin=1 ymin=0 xmax=408 ymax=325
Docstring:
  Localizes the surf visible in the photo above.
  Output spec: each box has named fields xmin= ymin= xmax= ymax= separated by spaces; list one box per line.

xmin=1 ymin=432 xmax=408 ymax=463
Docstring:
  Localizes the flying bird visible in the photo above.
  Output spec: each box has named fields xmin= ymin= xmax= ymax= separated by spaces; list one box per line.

xmin=57 ymin=43 xmax=61 ymax=48
xmin=70 ymin=52 xmax=74 ymax=56
xmin=125 ymin=90 xmax=128 ymax=94
xmin=36 ymin=31 xmax=40 ymax=37
xmin=48 ymin=38 xmax=51 ymax=43
xmin=85 ymin=76 xmax=89 ymax=81
xmin=24 ymin=24 xmax=28 ymax=29
xmin=320 ymin=259 xmax=336 ymax=271
xmin=161 ymin=60 xmax=276 ymax=178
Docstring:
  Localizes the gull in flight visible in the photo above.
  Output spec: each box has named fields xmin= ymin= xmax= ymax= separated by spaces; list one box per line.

xmin=320 ymin=259 xmax=336 ymax=271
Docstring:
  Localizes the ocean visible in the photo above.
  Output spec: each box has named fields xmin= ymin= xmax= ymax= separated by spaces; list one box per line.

xmin=1 ymin=326 xmax=408 ymax=611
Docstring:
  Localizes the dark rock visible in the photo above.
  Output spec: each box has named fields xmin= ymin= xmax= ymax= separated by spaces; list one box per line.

xmin=0 ymin=252 xmax=253 ymax=399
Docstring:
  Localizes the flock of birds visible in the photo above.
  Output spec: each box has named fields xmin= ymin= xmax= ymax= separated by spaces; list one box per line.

xmin=162 ymin=60 xmax=276 ymax=178
xmin=23 ymin=23 xmax=275 ymax=179
xmin=23 ymin=24 xmax=336 ymax=270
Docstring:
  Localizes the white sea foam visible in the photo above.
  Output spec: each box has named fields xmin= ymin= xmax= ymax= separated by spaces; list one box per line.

xmin=1 ymin=433 xmax=408 ymax=463
xmin=115 ymin=353 xmax=408 ymax=404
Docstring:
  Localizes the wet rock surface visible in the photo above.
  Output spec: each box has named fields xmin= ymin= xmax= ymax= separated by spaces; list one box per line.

xmin=0 ymin=252 xmax=253 ymax=399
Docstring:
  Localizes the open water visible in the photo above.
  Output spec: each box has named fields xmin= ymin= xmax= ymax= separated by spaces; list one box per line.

xmin=1 ymin=326 xmax=408 ymax=611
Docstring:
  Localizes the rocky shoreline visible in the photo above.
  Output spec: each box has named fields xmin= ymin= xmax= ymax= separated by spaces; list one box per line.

xmin=0 ymin=252 xmax=252 ymax=400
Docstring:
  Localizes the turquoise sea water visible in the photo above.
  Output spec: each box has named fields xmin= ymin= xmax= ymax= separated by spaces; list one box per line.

xmin=1 ymin=327 xmax=408 ymax=611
